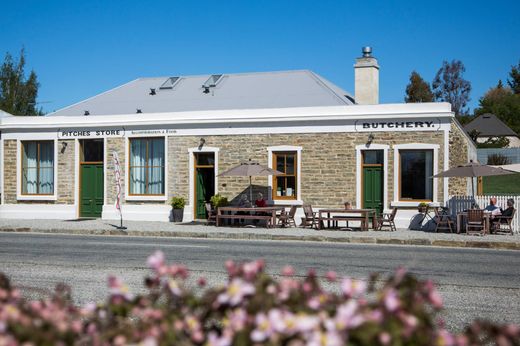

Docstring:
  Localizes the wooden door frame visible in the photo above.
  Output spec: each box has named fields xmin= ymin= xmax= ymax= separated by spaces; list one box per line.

xmin=356 ymin=144 xmax=388 ymax=211
xmin=78 ymin=139 xmax=104 ymax=218
xmin=188 ymin=147 xmax=219 ymax=221
xmin=192 ymin=152 xmax=216 ymax=219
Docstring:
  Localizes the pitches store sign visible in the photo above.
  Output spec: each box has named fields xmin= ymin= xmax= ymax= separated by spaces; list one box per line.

xmin=354 ymin=119 xmax=441 ymax=132
xmin=57 ymin=128 xmax=125 ymax=139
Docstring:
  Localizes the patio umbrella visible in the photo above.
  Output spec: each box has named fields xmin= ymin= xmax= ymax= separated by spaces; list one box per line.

xmin=218 ymin=160 xmax=284 ymax=203
xmin=433 ymin=161 xmax=516 ymax=198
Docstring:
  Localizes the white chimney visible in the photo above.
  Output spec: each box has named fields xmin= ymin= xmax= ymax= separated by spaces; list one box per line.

xmin=354 ymin=46 xmax=379 ymax=104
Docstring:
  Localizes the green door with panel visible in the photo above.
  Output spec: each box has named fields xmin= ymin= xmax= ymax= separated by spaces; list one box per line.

xmin=363 ymin=166 xmax=383 ymax=213
xmin=80 ymin=164 xmax=104 ymax=217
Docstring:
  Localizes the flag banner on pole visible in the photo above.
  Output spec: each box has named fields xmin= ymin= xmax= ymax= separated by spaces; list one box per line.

xmin=112 ymin=151 xmax=122 ymax=216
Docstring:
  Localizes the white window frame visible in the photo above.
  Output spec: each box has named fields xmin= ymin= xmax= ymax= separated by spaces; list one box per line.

xmin=17 ymin=139 xmax=58 ymax=201
xmin=267 ymin=145 xmax=303 ymax=205
xmin=355 ymin=144 xmax=389 ymax=211
xmin=125 ymin=135 xmax=168 ymax=201
xmin=392 ymin=143 xmax=439 ymax=207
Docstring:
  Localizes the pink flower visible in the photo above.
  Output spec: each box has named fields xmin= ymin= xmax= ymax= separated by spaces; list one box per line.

xmin=307 ymin=329 xmax=343 ymax=346
xmin=207 ymin=331 xmax=232 ymax=346
xmin=334 ymin=301 xmax=364 ymax=330
xmin=325 ymin=271 xmax=337 ymax=282
xmin=197 ymin=276 xmax=207 ymax=287
xmin=282 ymin=265 xmax=295 ymax=276
xmin=341 ymin=278 xmax=366 ymax=298
xmin=168 ymin=264 xmax=188 ymax=279
xmin=436 ymin=328 xmax=456 ymax=346
xmin=251 ymin=312 xmax=274 ymax=342
xmin=383 ymin=289 xmax=400 ymax=312
xmin=167 ymin=279 xmax=183 ymax=296
xmin=243 ymin=260 xmax=264 ymax=280
xmin=379 ymin=332 xmax=391 ymax=345
xmin=225 ymin=260 xmax=237 ymax=277
xmin=217 ymin=278 xmax=255 ymax=306
xmin=226 ymin=308 xmax=248 ymax=331
xmin=108 ymin=276 xmax=133 ymax=300
xmin=147 ymin=251 xmax=165 ymax=271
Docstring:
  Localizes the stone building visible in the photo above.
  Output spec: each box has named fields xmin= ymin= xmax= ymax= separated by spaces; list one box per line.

xmin=0 ymin=49 xmax=476 ymax=228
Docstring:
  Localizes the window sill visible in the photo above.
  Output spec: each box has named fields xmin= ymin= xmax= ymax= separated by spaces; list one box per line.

xmin=269 ymin=199 xmax=303 ymax=206
xmin=17 ymin=194 xmax=57 ymax=201
xmin=125 ymin=195 xmax=168 ymax=202
xmin=391 ymin=201 xmax=440 ymax=208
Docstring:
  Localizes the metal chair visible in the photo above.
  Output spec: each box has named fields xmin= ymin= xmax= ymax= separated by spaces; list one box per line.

xmin=434 ymin=207 xmax=454 ymax=233
xmin=491 ymin=208 xmax=516 ymax=235
xmin=466 ymin=209 xmax=485 ymax=236
xmin=277 ymin=205 xmax=298 ymax=227
xmin=378 ymin=207 xmax=397 ymax=231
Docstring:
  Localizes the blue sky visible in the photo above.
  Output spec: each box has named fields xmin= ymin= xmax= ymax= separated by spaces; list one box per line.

xmin=1 ymin=0 xmax=519 ymax=114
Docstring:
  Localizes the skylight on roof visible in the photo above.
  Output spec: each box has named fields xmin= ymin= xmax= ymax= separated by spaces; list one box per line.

xmin=160 ymin=77 xmax=180 ymax=89
xmin=203 ymin=74 xmax=223 ymax=88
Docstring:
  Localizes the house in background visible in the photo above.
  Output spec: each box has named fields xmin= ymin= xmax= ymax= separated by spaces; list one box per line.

xmin=464 ymin=113 xmax=520 ymax=148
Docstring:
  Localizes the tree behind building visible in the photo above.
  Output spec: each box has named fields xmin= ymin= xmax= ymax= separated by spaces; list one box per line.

xmin=432 ymin=60 xmax=471 ymax=117
xmin=0 ymin=48 xmax=42 ymax=115
xmin=404 ymin=71 xmax=434 ymax=103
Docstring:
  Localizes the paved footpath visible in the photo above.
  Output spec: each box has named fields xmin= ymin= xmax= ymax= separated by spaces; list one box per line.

xmin=1 ymin=218 xmax=519 ymax=250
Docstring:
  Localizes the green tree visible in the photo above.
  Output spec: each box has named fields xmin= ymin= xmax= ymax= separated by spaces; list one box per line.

xmin=507 ymin=60 xmax=520 ymax=94
xmin=404 ymin=71 xmax=434 ymax=103
xmin=432 ymin=60 xmax=471 ymax=116
xmin=0 ymin=48 xmax=42 ymax=115
xmin=474 ymin=84 xmax=520 ymax=135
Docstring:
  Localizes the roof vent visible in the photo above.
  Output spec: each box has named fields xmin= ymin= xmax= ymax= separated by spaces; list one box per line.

xmin=136 ymin=109 xmax=142 ymax=114
xmin=160 ymin=77 xmax=180 ymax=89
xmin=203 ymin=74 xmax=223 ymax=88
xmin=362 ymin=46 xmax=372 ymax=57
xmin=84 ymin=110 xmax=90 ymax=116
xmin=149 ymin=88 xmax=156 ymax=95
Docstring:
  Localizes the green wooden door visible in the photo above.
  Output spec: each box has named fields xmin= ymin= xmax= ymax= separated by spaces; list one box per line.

xmin=195 ymin=167 xmax=215 ymax=219
xmin=363 ymin=166 xmax=383 ymax=213
xmin=80 ymin=164 xmax=104 ymax=217
xmin=195 ymin=168 xmax=207 ymax=219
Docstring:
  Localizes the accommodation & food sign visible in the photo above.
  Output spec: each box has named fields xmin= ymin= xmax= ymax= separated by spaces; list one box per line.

xmin=57 ymin=128 xmax=125 ymax=139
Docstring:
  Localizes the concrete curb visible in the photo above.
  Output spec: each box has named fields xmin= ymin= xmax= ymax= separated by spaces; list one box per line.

xmin=1 ymin=226 xmax=519 ymax=251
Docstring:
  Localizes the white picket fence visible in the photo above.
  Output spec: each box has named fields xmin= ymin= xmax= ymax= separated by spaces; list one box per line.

xmin=447 ymin=195 xmax=519 ymax=234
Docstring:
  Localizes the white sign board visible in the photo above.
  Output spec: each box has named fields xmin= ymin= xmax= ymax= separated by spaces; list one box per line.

xmin=57 ymin=128 xmax=125 ymax=139
xmin=354 ymin=119 xmax=441 ymax=132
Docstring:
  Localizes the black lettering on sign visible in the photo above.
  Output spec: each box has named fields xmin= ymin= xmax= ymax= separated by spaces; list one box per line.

xmin=363 ymin=123 xmax=370 ymax=129
xmin=425 ymin=121 xmax=434 ymax=127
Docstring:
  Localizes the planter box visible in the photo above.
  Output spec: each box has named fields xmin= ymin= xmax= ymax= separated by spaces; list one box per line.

xmin=172 ymin=208 xmax=184 ymax=222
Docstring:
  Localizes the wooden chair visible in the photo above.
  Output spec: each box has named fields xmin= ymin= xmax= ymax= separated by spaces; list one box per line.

xmin=301 ymin=204 xmax=319 ymax=229
xmin=205 ymin=203 xmax=217 ymax=225
xmin=378 ymin=207 xmax=397 ymax=232
xmin=277 ymin=205 xmax=298 ymax=228
xmin=491 ymin=208 xmax=516 ymax=235
xmin=434 ymin=207 xmax=454 ymax=233
xmin=466 ymin=209 xmax=485 ymax=236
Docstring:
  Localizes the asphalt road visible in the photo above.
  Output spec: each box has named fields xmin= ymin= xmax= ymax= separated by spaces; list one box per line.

xmin=0 ymin=232 xmax=519 ymax=332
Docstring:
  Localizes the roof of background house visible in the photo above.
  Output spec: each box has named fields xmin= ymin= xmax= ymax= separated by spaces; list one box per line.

xmin=0 ymin=109 xmax=13 ymax=117
xmin=47 ymin=70 xmax=355 ymax=117
xmin=464 ymin=113 xmax=518 ymax=137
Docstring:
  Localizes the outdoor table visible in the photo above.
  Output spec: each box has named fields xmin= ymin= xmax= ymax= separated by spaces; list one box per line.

xmin=317 ymin=209 xmax=377 ymax=231
xmin=216 ymin=206 xmax=285 ymax=228
xmin=456 ymin=211 xmax=491 ymax=234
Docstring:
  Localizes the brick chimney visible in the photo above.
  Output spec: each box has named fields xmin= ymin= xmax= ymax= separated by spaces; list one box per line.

xmin=354 ymin=46 xmax=379 ymax=104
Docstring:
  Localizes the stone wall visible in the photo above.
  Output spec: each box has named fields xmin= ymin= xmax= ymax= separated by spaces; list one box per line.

xmin=448 ymin=122 xmax=471 ymax=196
xmin=3 ymin=140 xmax=17 ymax=204
xmin=57 ymin=140 xmax=75 ymax=204
xmin=106 ymin=138 xmax=125 ymax=205
xmin=167 ymin=131 xmax=445 ymax=208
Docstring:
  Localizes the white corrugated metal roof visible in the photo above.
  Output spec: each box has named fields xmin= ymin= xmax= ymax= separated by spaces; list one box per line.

xmin=47 ymin=70 xmax=355 ymax=117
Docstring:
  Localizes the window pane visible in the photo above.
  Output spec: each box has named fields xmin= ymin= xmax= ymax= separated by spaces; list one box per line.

xmin=363 ymin=150 xmax=383 ymax=164
xmin=285 ymin=155 xmax=295 ymax=174
xmin=196 ymin=153 xmax=214 ymax=166
xmin=276 ymin=156 xmax=285 ymax=173
xmin=275 ymin=176 xmax=286 ymax=196
xmin=400 ymin=150 xmax=433 ymax=200
xmin=22 ymin=141 xmax=54 ymax=195
xmin=130 ymin=167 xmax=146 ymax=194
xmin=130 ymin=138 xmax=165 ymax=195
xmin=286 ymin=176 xmax=296 ymax=196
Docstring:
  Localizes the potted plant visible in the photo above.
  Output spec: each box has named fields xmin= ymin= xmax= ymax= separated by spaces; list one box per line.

xmin=210 ymin=194 xmax=228 ymax=209
xmin=170 ymin=197 xmax=186 ymax=222
xmin=417 ymin=202 xmax=428 ymax=213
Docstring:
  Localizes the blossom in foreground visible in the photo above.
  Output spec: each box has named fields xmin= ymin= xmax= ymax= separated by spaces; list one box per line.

xmin=217 ymin=278 xmax=255 ymax=306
